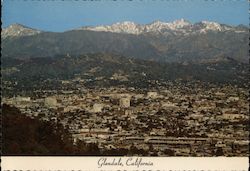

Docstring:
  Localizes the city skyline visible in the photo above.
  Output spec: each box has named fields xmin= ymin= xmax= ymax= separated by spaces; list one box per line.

xmin=2 ymin=0 xmax=248 ymax=32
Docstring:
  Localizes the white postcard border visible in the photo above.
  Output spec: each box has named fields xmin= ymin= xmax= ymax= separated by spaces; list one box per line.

xmin=1 ymin=157 xmax=249 ymax=171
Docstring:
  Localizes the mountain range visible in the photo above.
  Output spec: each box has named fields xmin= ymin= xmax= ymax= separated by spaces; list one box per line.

xmin=1 ymin=19 xmax=248 ymax=63
xmin=78 ymin=19 xmax=246 ymax=35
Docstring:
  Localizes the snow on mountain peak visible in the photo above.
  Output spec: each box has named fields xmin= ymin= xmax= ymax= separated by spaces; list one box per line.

xmin=4 ymin=20 xmax=244 ymax=38
xmin=80 ymin=21 xmax=141 ymax=34
xmin=2 ymin=23 xmax=41 ymax=38
xmin=110 ymin=21 xmax=141 ymax=34
xmin=145 ymin=20 xmax=170 ymax=32
xmin=200 ymin=21 xmax=223 ymax=31
xmin=78 ymin=19 xmax=194 ymax=34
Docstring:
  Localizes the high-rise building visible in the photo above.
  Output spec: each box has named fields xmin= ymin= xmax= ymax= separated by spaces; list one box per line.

xmin=147 ymin=91 xmax=158 ymax=98
xmin=92 ymin=103 xmax=104 ymax=113
xmin=44 ymin=97 xmax=57 ymax=108
xmin=119 ymin=97 xmax=130 ymax=108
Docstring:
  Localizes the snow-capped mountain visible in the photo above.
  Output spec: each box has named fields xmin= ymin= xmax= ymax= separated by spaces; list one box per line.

xmin=2 ymin=19 xmax=248 ymax=63
xmin=2 ymin=19 xmax=246 ymax=39
xmin=77 ymin=19 xmax=239 ymax=35
xmin=82 ymin=21 xmax=143 ymax=34
xmin=1 ymin=24 xmax=42 ymax=39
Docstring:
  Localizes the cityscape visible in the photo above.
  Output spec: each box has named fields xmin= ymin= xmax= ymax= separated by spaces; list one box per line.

xmin=2 ymin=77 xmax=249 ymax=156
xmin=1 ymin=1 xmax=249 ymax=157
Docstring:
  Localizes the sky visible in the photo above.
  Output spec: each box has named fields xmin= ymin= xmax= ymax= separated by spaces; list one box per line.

xmin=2 ymin=0 xmax=249 ymax=32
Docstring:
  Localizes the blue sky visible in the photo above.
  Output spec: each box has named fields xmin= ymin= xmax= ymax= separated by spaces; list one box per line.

xmin=2 ymin=0 xmax=249 ymax=32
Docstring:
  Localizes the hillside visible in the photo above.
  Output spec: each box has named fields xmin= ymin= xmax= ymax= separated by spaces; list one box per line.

xmin=2 ymin=53 xmax=248 ymax=96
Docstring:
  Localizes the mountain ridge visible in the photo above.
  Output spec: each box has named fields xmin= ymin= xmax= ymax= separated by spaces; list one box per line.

xmin=2 ymin=20 xmax=248 ymax=63
xmin=1 ymin=23 xmax=42 ymax=39
xmin=2 ymin=19 xmax=248 ymax=38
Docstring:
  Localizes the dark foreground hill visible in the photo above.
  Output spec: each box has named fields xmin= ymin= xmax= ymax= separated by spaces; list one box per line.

xmin=2 ymin=104 xmax=150 ymax=155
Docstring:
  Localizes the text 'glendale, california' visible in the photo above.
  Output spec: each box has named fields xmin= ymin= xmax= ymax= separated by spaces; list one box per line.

xmin=98 ymin=157 xmax=153 ymax=168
